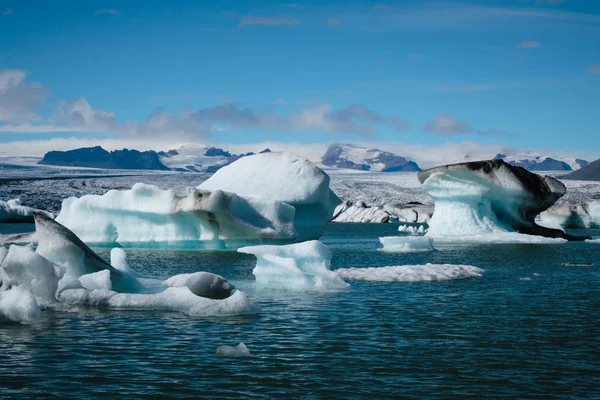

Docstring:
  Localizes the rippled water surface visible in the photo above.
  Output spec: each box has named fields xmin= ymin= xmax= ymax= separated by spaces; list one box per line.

xmin=1 ymin=223 xmax=600 ymax=399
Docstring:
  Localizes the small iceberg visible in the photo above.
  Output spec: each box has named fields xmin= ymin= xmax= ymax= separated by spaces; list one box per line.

xmin=335 ymin=264 xmax=484 ymax=282
xmin=379 ymin=236 xmax=436 ymax=253
xmin=238 ymin=240 xmax=349 ymax=291
xmin=397 ymin=225 xmax=427 ymax=235
xmin=0 ymin=213 xmax=256 ymax=323
xmin=216 ymin=342 xmax=251 ymax=357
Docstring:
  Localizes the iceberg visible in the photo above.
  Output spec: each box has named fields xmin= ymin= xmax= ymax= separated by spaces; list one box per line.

xmin=331 ymin=200 xmax=390 ymax=223
xmin=238 ymin=240 xmax=349 ymax=291
xmin=54 ymin=152 xmax=338 ymax=247
xmin=335 ymin=264 xmax=484 ymax=282
xmin=384 ymin=202 xmax=434 ymax=223
xmin=216 ymin=342 xmax=251 ymax=357
xmin=417 ymin=159 xmax=587 ymax=242
xmin=539 ymin=200 xmax=600 ymax=229
xmin=199 ymin=152 xmax=340 ymax=241
xmin=398 ymin=225 xmax=427 ymax=235
xmin=378 ymin=236 xmax=436 ymax=253
xmin=0 ymin=199 xmax=54 ymax=223
xmin=0 ymin=213 xmax=256 ymax=321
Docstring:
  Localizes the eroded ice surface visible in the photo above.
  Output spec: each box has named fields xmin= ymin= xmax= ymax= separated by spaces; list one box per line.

xmin=378 ymin=236 xmax=436 ymax=253
xmin=238 ymin=240 xmax=349 ymax=291
xmin=335 ymin=264 xmax=484 ymax=282
xmin=418 ymin=159 xmax=582 ymax=243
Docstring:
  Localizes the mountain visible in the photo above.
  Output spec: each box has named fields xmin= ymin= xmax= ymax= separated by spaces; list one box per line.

xmin=493 ymin=154 xmax=587 ymax=171
xmin=38 ymin=146 xmax=170 ymax=170
xmin=159 ymin=144 xmax=271 ymax=173
xmin=562 ymin=158 xmax=600 ymax=181
xmin=322 ymin=143 xmax=421 ymax=172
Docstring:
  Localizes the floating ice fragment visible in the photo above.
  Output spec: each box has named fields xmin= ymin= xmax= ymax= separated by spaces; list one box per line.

xmin=238 ymin=240 xmax=349 ymax=291
xmin=163 ymin=272 xmax=235 ymax=300
xmin=0 ymin=286 xmax=41 ymax=323
xmin=335 ymin=264 xmax=484 ymax=282
xmin=520 ymin=277 xmax=532 ymax=281
xmin=216 ymin=342 xmax=251 ymax=357
xmin=79 ymin=270 xmax=112 ymax=291
xmin=379 ymin=236 xmax=436 ymax=253
xmin=539 ymin=200 xmax=600 ymax=229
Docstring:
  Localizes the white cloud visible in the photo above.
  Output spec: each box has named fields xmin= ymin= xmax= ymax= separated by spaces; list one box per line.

xmin=94 ymin=9 xmax=118 ymax=15
xmin=0 ymin=69 xmax=49 ymax=122
xmin=423 ymin=113 xmax=512 ymax=137
xmin=239 ymin=16 xmax=301 ymax=27
xmin=516 ymin=41 xmax=541 ymax=48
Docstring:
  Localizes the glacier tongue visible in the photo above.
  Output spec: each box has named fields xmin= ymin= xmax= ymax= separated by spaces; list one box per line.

xmin=238 ymin=240 xmax=349 ymax=291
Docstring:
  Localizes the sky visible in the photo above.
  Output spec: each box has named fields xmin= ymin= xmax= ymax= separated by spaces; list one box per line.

xmin=0 ymin=0 xmax=599 ymax=159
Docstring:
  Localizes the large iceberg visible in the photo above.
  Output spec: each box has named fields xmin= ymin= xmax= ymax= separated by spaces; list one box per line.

xmin=417 ymin=159 xmax=587 ymax=242
xmin=54 ymin=152 xmax=338 ymax=248
xmin=199 ymin=151 xmax=340 ymax=241
xmin=0 ymin=199 xmax=54 ymax=223
xmin=0 ymin=213 xmax=254 ymax=323
xmin=539 ymin=201 xmax=600 ymax=229
xmin=238 ymin=240 xmax=349 ymax=291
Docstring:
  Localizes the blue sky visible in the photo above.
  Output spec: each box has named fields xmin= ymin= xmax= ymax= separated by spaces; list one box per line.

xmin=0 ymin=0 xmax=599 ymax=156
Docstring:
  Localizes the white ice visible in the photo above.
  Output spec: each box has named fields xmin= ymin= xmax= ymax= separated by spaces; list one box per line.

xmin=216 ymin=342 xmax=251 ymax=357
xmin=0 ymin=285 xmax=41 ymax=323
xmin=54 ymin=152 xmax=337 ymax=247
xmin=379 ymin=236 xmax=436 ymax=253
xmin=398 ymin=225 xmax=427 ymax=235
xmin=199 ymin=151 xmax=340 ymax=241
xmin=539 ymin=200 xmax=600 ymax=229
xmin=238 ymin=240 xmax=349 ymax=291
xmin=331 ymin=201 xmax=389 ymax=223
xmin=335 ymin=264 xmax=484 ymax=282
xmin=0 ymin=199 xmax=54 ymax=222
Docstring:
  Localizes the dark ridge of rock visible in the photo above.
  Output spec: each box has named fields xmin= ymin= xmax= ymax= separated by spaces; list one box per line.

xmin=39 ymin=146 xmax=170 ymax=171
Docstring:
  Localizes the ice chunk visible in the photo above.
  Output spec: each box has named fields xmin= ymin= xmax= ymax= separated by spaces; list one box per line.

xmin=0 ymin=199 xmax=54 ymax=222
xmin=539 ymin=200 xmax=600 ymax=229
xmin=163 ymin=272 xmax=235 ymax=299
xmin=1 ymin=245 xmax=60 ymax=300
xmin=238 ymin=240 xmax=349 ymax=291
xmin=0 ymin=286 xmax=41 ymax=323
xmin=58 ymin=287 xmax=256 ymax=317
xmin=397 ymin=225 xmax=427 ymax=235
xmin=199 ymin=152 xmax=341 ymax=241
xmin=216 ymin=342 xmax=251 ymax=357
xmin=379 ymin=236 xmax=436 ymax=253
xmin=79 ymin=270 xmax=112 ymax=291
xmin=335 ymin=264 xmax=484 ymax=282
xmin=0 ymin=246 xmax=7 ymax=265
xmin=418 ymin=159 xmax=586 ymax=242
xmin=331 ymin=201 xmax=390 ymax=223
xmin=384 ymin=203 xmax=434 ymax=223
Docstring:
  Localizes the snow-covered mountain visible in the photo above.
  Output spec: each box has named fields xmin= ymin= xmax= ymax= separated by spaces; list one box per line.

xmin=493 ymin=153 xmax=588 ymax=171
xmin=159 ymin=144 xmax=270 ymax=173
xmin=321 ymin=143 xmax=421 ymax=172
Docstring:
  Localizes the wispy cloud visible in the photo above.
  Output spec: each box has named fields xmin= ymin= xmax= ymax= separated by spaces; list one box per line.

xmin=239 ymin=16 xmax=301 ymax=27
xmin=424 ymin=113 xmax=512 ymax=137
xmin=328 ymin=17 xmax=341 ymax=25
xmin=0 ymin=69 xmax=49 ymax=122
xmin=516 ymin=41 xmax=541 ymax=48
xmin=587 ymin=64 xmax=600 ymax=74
xmin=408 ymin=53 xmax=424 ymax=60
xmin=437 ymin=85 xmax=492 ymax=94
xmin=2 ymin=8 xmax=12 ymax=16
xmin=94 ymin=9 xmax=118 ymax=15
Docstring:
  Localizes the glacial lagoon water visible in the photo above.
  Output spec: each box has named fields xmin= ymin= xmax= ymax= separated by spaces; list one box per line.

xmin=1 ymin=222 xmax=600 ymax=399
